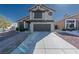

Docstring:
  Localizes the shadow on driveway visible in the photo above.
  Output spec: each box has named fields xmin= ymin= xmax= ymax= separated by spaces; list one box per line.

xmin=11 ymin=32 xmax=50 ymax=54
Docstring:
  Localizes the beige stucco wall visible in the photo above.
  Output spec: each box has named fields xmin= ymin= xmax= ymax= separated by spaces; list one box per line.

xmin=55 ymin=20 xmax=65 ymax=30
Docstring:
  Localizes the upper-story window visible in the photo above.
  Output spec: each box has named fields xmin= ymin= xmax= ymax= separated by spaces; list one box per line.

xmin=34 ymin=11 xmax=42 ymax=18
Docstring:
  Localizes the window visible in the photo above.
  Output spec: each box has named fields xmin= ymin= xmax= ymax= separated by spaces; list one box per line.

xmin=67 ymin=20 xmax=74 ymax=23
xmin=34 ymin=11 xmax=42 ymax=18
xmin=66 ymin=23 xmax=74 ymax=29
xmin=69 ymin=23 xmax=74 ymax=29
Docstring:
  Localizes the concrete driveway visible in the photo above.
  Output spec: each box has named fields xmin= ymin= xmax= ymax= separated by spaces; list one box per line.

xmin=34 ymin=32 xmax=79 ymax=54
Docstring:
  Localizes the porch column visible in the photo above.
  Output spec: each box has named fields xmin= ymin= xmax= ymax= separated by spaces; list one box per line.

xmin=24 ymin=21 xmax=26 ymax=29
xmin=65 ymin=20 xmax=67 ymax=29
xmin=74 ymin=19 xmax=76 ymax=29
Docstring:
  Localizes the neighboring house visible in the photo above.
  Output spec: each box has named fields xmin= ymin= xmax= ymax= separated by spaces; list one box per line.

xmin=55 ymin=19 xmax=65 ymax=30
xmin=17 ymin=4 xmax=55 ymax=32
xmin=55 ymin=13 xmax=79 ymax=30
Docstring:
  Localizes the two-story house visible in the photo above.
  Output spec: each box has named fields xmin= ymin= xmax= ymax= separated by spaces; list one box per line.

xmin=17 ymin=4 xmax=55 ymax=32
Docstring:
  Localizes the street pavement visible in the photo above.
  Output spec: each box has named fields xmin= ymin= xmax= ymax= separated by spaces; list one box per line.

xmin=0 ymin=31 xmax=30 ymax=54
xmin=0 ymin=31 xmax=79 ymax=54
xmin=0 ymin=31 xmax=18 ymax=41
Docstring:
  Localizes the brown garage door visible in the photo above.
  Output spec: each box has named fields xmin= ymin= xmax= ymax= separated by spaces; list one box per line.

xmin=33 ymin=24 xmax=51 ymax=31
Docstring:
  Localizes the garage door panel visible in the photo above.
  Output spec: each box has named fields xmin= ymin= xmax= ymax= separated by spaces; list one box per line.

xmin=34 ymin=24 xmax=51 ymax=31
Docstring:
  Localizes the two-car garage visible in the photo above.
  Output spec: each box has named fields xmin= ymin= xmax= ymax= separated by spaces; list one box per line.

xmin=30 ymin=21 xmax=54 ymax=32
xmin=33 ymin=24 xmax=51 ymax=31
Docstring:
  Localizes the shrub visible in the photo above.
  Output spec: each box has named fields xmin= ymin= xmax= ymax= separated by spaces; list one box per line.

xmin=62 ymin=28 xmax=66 ymax=31
xmin=16 ymin=27 xmax=19 ymax=31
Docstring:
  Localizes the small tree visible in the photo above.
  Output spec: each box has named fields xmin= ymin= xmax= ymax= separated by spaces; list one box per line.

xmin=0 ymin=16 xmax=12 ymax=31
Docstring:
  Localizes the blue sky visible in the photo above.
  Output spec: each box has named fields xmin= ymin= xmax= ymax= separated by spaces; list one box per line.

xmin=0 ymin=4 xmax=79 ymax=22
xmin=48 ymin=4 xmax=79 ymax=21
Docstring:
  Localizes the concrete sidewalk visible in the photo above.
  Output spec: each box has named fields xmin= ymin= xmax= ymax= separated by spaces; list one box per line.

xmin=33 ymin=32 xmax=79 ymax=54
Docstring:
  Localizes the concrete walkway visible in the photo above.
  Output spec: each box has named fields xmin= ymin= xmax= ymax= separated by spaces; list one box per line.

xmin=33 ymin=32 xmax=79 ymax=54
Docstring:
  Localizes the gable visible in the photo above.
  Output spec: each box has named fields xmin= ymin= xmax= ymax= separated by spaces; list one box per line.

xmin=64 ymin=13 xmax=79 ymax=20
xmin=29 ymin=4 xmax=55 ymax=12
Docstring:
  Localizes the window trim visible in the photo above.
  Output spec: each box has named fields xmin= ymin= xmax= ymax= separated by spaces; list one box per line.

xmin=34 ymin=11 xmax=42 ymax=19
